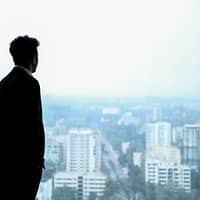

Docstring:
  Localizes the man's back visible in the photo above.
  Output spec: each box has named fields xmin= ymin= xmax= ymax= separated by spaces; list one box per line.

xmin=0 ymin=66 xmax=45 ymax=168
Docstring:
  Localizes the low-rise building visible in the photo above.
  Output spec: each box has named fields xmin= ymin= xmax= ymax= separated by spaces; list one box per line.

xmin=54 ymin=172 xmax=106 ymax=200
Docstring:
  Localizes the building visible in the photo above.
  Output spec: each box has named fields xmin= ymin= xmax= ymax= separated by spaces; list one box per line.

xmin=66 ymin=128 xmax=102 ymax=173
xmin=145 ymin=122 xmax=172 ymax=150
xmin=53 ymin=118 xmax=67 ymax=135
xmin=145 ymin=146 xmax=191 ymax=192
xmin=146 ymin=146 xmax=181 ymax=165
xmin=181 ymin=124 xmax=200 ymax=167
xmin=45 ymin=135 xmax=66 ymax=168
xmin=54 ymin=128 xmax=106 ymax=200
xmin=146 ymin=106 xmax=163 ymax=122
xmin=172 ymin=126 xmax=184 ymax=145
xmin=121 ymin=142 xmax=130 ymax=154
xmin=54 ymin=172 xmax=106 ymax=200
xmin=133 ymin=152 xmax=142 ymax=167
xmin=145 ymin=161 xmax=191 ymax=192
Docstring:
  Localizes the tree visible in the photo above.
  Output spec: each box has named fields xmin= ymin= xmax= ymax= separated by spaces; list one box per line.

xmin=53 ymin=186 xmax=76 ymax=200
xmin=88 ymin=192 xmax=97 ymax=200
xmin=145 ymin=183 xmax=157 ymax=200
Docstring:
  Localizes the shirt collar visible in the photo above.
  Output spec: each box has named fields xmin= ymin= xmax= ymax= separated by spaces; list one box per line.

xmin=15 ymin=65 xmax=32 ymax=76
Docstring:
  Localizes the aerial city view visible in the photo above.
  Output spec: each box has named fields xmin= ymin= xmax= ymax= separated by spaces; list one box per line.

xmin=36 ymin=96 xmax=200 ymax=200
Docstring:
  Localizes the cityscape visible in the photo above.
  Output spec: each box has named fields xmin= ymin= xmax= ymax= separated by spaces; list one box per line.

xmin=36 ymin=96 xmax=200 ymax=200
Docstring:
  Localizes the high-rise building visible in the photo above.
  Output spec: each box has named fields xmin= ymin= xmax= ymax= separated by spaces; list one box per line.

xmin=181 ymin=124 xmax=200 ymax=167
xmin=66 ymin=128 xmax=101 ymax=173
xmin=145 ymin=122 xmax=172 ymax=150
xmin=54 ymin=128 xmax=106 ymax=200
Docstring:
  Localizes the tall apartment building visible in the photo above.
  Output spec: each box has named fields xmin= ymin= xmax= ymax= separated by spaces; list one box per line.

xmin=145 ymin=122 xmax=172 ymax=150
xmin=145 ymin=146 xmax=191 ymax=192
xmin=54 ymin=128 xmax=106 ymax=200
xmin=181 ymin=124 xmax=200 ymax=167
xmin=66 ymin=128 xmax=101 ymax=173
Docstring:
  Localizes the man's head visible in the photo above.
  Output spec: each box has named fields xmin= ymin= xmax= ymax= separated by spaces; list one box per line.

xmin=9 ymin=35 xmax=40 ymax=73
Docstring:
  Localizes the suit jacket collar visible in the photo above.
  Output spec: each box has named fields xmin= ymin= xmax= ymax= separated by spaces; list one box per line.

xmin=14 ymin=65 xmax=33 ymax=76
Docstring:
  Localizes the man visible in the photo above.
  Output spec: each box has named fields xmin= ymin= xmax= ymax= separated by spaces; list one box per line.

xmin=0 ymin=35 xmax=45 ymax=199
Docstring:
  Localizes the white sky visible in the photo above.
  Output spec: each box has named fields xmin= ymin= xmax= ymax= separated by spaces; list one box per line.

xmin=0 ymin=0 xmax=200 ymax=97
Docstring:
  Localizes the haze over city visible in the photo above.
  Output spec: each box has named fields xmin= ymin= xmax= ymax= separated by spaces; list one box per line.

xmin=0 ymin=0 xmax=200 ymax=97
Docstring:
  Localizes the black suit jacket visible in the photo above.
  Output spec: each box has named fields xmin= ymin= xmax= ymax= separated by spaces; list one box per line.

xmin=0 ymin=67 xmax=45 ymax=169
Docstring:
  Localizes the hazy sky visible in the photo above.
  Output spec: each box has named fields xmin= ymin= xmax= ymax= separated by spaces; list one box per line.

xmin=0 ymin=0 xmax=200 ymax=97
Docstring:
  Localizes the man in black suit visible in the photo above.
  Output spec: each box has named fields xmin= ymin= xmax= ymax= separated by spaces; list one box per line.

xmin=0 ymin=35 xmax=45 ymax=199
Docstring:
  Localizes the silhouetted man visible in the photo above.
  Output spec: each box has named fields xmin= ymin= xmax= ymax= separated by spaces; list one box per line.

xmin=0 ymin=35 xmax=45 ymax=199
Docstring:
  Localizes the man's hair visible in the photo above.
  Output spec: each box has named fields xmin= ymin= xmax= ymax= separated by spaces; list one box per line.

xmin=9 ymin=35 xmax=39 ymax=66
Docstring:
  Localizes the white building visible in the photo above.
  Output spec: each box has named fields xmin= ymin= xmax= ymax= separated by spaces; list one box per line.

xmin=66 ymin=128 xmax=101 ymax=173
xmin=181 ymin=124 xmax=200 ymax=167
xmin=145 ymin=146 xmax=191 ymax=192
xmin=36 ymin=179 xmax=52 ymax=200
xmin=145 ymin=122 xmax=172 ymax=150
xmin=121 ymin=142 xmax=130 ymax=154
xmin=145 ymin=162 xmax=191 ymax=192
xmin=54 ymin=128 xmax=106 ymax=200
xmin=133 ymin=152 xmax=142 ymax=167
xmin=54 ymin=172 xmax=106 ymax=200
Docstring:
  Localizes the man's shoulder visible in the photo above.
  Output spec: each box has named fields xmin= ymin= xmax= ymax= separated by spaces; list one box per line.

xmin=0 ymin=67 xmax=40 ymax=90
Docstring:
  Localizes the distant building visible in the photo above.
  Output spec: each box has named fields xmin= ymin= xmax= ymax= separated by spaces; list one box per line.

xmin=145 ymin=146 xmax=191 ymax=192
xmin=118 ymin=112 xmax=140 ymax=126
xmin=53 ymin=118 xmax=67 ymax=135
xmin=172 ymin=126 xmax=184 ymax=145
xmin=36 ymin=179 xmax=52 ymax=200
xmin=146 ymin=146 xmax=181 ymax=165
xmin=181 ymin=124 xmax=200 ymax=167
xmin=121 ymin=142 xmax=130 ymax=154
xmin=133 ymin=152 xmax=142 ymax=168
xmin=146 ymin=106 xmax=163 ymax=122
xmin=45 ymin=135 xmax=66 ymax=167
xmin=145 ymin=122 xmax=172 ymax=150
xmin=102 ymin=107 xmax=120 ymax=115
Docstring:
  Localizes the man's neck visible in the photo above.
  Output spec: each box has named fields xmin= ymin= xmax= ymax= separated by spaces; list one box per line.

xmin=15 ymin=65 xmax=32 ymax=76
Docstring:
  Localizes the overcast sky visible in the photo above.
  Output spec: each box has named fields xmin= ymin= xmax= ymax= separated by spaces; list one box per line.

xmin=0 ymin=0 xmax=200 ymax=97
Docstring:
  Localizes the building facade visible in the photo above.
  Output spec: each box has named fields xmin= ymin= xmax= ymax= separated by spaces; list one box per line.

xmin=145 ymin=122 xmax=172 ymax=150
xmin=66 ymin=128 xmax=102 ymax=173
xmin=181 ymin=124 xmax=200 ymax=167
xmin=145 ymin=146 xmax=191 ymax=192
